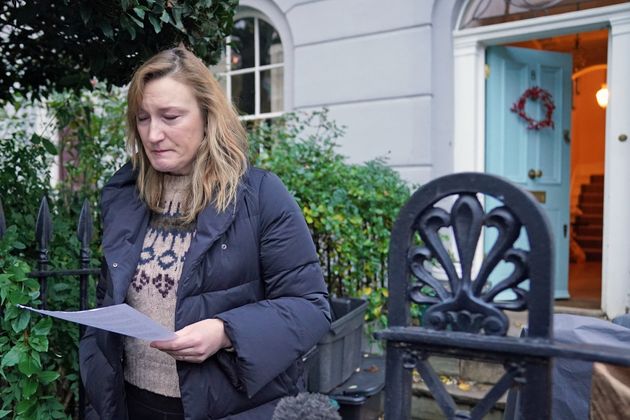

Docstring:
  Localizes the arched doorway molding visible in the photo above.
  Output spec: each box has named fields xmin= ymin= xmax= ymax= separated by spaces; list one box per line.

xmin=452 ymin=1 xmax=630 ymax=317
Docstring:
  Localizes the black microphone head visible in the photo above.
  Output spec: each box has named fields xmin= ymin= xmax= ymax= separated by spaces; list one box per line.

xmin=272 ymin=392 xmax=341 ymax=420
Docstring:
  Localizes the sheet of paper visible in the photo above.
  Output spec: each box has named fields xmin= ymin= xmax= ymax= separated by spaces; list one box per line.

xmin=17 ymin=304 xmax=177 ymax=341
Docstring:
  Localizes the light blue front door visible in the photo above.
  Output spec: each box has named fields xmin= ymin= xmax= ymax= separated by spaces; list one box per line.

xmin=485 ymin=46 xmax=572 ymax=299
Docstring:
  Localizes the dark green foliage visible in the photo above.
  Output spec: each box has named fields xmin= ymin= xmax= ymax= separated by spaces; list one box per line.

xmin=0 ymin=0 xmax=238 ymax=102
xmin=1 ymin=89 xmax=410 ymax=413
xmin=0 ymin=86 xmax=126 ymax=418
xmin=249 ymin=111 xmax=412 ymax=328
xmin=0 ymin=226 xmax=67 ymax=420
xmin=0 ymin=95 xmax=57 ymax=256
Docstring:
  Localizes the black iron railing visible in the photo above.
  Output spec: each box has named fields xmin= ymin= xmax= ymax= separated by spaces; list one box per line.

xmin=374 ymin=172 xmax=630 ymax=419
xmin=0 ymin=196 xmax=99 ymax=420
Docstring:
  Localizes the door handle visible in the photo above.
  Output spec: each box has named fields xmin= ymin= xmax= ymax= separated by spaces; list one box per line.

xmin=528 ymin=169 xmax=543 ymax=179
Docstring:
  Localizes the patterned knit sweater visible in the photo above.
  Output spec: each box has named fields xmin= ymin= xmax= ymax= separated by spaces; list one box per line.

xmin=124 ymin=174 xmax=196 ymax=397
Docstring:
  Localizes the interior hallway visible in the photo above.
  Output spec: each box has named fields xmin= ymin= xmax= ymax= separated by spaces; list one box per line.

xmin=557 ymin=261 xmax=602 ymax=312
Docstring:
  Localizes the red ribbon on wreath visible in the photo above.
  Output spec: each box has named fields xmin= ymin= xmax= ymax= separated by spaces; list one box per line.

xmin=510 ymin=86 xmax=555 ymax=130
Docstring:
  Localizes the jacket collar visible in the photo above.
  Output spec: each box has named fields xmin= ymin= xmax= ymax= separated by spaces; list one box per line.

xmin=101 ymin=162 xmax=149 ymax=303
xmin=101 ymin=162 xmax=249 ymax=302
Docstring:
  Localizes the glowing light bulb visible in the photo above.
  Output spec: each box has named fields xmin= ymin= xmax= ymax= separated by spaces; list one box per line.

xmin=596 ymin=84 xmax=608 ymax=109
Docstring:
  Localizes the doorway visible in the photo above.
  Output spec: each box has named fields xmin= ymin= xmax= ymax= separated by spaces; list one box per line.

xmin=507 ymin=30 xmax=608 ymax=310
xmin=453 ymin=2 xmax=630 ymax=318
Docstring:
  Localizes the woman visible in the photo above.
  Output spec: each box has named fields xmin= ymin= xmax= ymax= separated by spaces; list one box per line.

xmin=79 ymin=47 xmax=331 ymax=419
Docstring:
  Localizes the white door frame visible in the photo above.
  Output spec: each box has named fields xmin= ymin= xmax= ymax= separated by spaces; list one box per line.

xmin=453 ymin=3 xmax=630 ymax=318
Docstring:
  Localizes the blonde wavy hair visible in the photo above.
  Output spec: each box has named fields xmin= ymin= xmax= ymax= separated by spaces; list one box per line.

xmin=126 ymin=47 xmax=248 ymax=222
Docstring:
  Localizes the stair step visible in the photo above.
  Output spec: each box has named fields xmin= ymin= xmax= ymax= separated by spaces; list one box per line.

xmin=554 ymin=306 xmax=605 ymax=318
xmin=578 ymin=204 xmax=603 ymax=215
xmin=576 ymin=215 xmax=603 ymax=225
xmin=584 ymin=247 xmax=602 ymax=260
xmin=575 ymin=237 xmax=602 ymax=248
xmin=579 ymin=193 xmax=603 ymax=204
xmin=575 ymin=225 xmax=603 ymax=236
xmin=581 ymin=184 xmax=604 ymax=194
xmin=590 ymin=174 xmax=604 ymax=184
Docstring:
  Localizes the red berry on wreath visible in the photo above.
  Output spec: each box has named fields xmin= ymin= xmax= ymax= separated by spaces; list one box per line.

xmin=510 ymin=86 xmax=555 ymax=130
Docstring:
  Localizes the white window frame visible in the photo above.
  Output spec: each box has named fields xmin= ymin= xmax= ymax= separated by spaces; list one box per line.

xmin=223 ymin=11 xmax=285 ymax=121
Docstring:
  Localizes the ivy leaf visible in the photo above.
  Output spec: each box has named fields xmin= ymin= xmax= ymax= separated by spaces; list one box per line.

xmin=133 ymin=7 xmax=146 ymax=20
xmin=172 ymin=6 xmax=184 ymax=30
xmin=41 ymin=138 xmax=58 ymax=155
xmin=38 ymin=370 xmax=60 ymax=385
xmin=125 ymin=21 xmax=137 ymax=40
xmin=11 ymin=310 xmax=30 ymax=333
xmin=15 ymin=399 xmax=36 ymax=416
xmin=1 ymin=346 xmax=20 ymax=368
xmin=127 ymin=13 xmax=144 ymax=28
xmin=0 ymin=410 xmax=11 ymax=418
xmin=31 ymin=317 xmax=52 ymax=336
xmin=98 ymin=21 xmax=114 ymax=39
xmin=160 ymin=10 xmax=171 ymax=23
xmin=28 ymin=335 xmax=48 ymax=352
xmin=22 ymin=377 xmax=38 ymax=398
xmin=18 ymin=351 xmax=40 ymax=376
xmin=148 ymin=15 xmax=162 ymax=33
xmin=51 ymin=409 xmax=68 ymax=419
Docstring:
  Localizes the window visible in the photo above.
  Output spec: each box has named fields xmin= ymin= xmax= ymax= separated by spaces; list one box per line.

xmin=460 ymin=0 xmax=628 ymax=29
xmin=216 ymin=15 xmax=284 ymax=120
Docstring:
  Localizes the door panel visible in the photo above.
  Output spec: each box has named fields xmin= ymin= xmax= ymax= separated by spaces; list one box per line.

xmin=485 ymin=46 xmax=572 ymax=299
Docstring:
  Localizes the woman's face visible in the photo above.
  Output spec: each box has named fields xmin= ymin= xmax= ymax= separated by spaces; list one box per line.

xmin=136 ymin=76 xmax=205 ymax=175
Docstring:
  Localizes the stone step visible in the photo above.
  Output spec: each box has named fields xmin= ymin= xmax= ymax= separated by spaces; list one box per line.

xmin=412 ymin=382 xmax=505 ymax=420
xmin=410 ymin=308 xmax=603 ymax=420
xmin=554 ymin=305 xmax=606 ymax=318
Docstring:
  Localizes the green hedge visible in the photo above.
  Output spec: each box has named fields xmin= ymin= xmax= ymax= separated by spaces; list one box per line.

xmin=1 ymin=92 xmax=411 ymax=416
xmin=249 ymin=110 xmax=411 ymax=327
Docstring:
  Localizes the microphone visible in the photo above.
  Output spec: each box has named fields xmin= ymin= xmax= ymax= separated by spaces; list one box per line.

xmin=272 ymin=392 xmax=341 ymax=420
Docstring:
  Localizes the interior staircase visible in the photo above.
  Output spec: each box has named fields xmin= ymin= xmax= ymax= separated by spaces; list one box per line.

xmin=573 ymin=174 xmax=604 ymax=261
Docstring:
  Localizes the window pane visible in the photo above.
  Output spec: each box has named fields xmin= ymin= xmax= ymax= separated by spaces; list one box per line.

xmin=215 ymin=73 xmax=228 ymax=96
xmin=231 ymin=18 xmax=255 ymax=70
xmin=261 ymin=68 xmax=284 ymax=114
xmin=260 ymin=19 xmax=283 ymax=66
xmin=231 ymin=72 xmax=255 ymax=115
xmin=210 ymin=50 xmax=228 ymax=94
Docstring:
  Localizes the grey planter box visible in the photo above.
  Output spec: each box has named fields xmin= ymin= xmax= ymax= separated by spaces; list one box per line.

xmin=307 ymin=297 xmax=368 ymax=393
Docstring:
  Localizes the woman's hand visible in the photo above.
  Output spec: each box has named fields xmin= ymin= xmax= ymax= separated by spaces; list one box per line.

xmin=150 ymin=318 xmax=232 ymax=363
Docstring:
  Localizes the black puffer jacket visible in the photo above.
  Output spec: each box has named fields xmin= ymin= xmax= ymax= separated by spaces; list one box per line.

xmin=79 ymin=163 xmax=331 ymax=419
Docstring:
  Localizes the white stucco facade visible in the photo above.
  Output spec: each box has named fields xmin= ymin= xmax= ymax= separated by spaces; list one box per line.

xmin=237 ymin=0 xmax=630 ymax=318
xmin=239 ymin=0 xmax=444 ymax=186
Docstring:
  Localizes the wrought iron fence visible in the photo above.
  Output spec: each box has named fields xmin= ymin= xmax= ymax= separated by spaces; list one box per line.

xmin=375 ymin=172 xmax=630 ymax=419
xmin=4 ymin=174 xmax=630 ymax=420
xmin=0 ymin=196 xmax=99 ymax=420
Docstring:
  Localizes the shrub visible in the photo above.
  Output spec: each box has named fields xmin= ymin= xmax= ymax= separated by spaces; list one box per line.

xmin=0 ymin=85 xmax=127 ymax=418
xmin=249 ymin=110 xmax=412 ymax=328
xmin=0 ymin=226 xmax=66 ymax=419
xmin=1 ymin=96 xmax=410 ymax=415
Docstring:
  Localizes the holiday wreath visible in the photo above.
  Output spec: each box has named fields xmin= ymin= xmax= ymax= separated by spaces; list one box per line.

xmin=510 ymin=86 xmax=555 ymax=130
